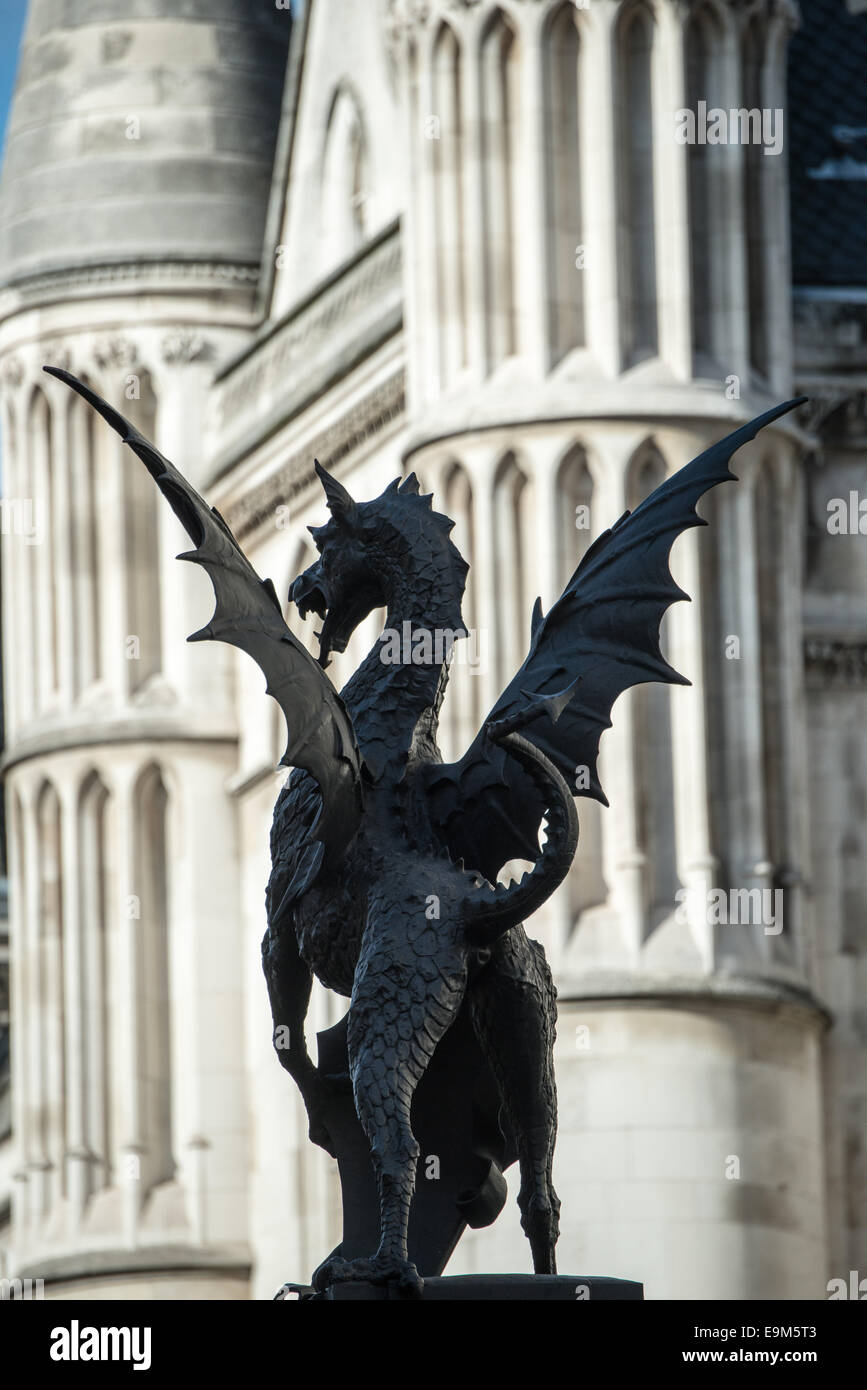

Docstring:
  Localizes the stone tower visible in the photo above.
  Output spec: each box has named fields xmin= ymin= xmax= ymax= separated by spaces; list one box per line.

xmin=0 ymin=0 xmax=290 ymax=1297
xmin=384 ymin=0 xmax=827 ymax=1296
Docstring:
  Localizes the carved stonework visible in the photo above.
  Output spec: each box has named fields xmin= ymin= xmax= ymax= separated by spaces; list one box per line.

xmin=231 ymin=371 xmax=406 ymax=542
xmin=805 ymin=639 xmax=867 ymax=686
xmin=42 ymin=343 xmax=72 ymax=373
xmin=385 ymin=0 xmax=489 ymax=48
xmin=11 ymin=261 xmax=259 ymax=312
xmin=0 ymin=355 xmax=24 ymax=390
xmin=93 ymin=336 xmax=138 ymax=372
xmin=216 ymin=223 xmax=402 ymax=440
xmin=161 ymin=330 xmax=214 ymax=366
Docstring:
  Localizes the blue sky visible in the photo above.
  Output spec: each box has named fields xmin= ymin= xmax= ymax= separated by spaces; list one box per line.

xmin=0 ymin=1 xmax=26 ymax=159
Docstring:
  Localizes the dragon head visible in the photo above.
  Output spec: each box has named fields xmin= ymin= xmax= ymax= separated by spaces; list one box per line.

xmin=291 ymin=460 xmax=468 ymax=667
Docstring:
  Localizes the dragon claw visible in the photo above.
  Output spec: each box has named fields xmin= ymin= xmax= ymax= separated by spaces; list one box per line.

xmin=312 ymin=1253 xmax=424 ymax=1298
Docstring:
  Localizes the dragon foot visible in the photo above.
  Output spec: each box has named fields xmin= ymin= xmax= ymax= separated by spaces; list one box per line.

xmin=311 ymin=1252 xmax=424 ymax=1299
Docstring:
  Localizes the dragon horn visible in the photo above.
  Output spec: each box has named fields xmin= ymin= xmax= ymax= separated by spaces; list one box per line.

xmin=314 ymin=459 xmax=358 ymax=528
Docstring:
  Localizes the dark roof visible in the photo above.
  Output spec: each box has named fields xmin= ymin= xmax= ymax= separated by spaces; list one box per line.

xmin=789 ymin=0 xmax=867 ymax=288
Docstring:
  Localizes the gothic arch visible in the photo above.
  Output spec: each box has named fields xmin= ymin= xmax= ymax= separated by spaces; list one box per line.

xmin=77 ymin=770 xmax=113 ymax=1192
xmin=754 ymin=457 xmax=787 ymax=906
xmin=132 ymin=762 xmax=173 ymax=1193
xmin=36 ymin=779 xmax=65 ymax=1196
xmin=555 ymin=443 xmax=594 ymax=586
xmin=28 ymin=387 xmax=59 ymax=704
xmin=432 ymin=23 xmax=468 ymax=387
xmin=479 ymin=8 xmax=521 ymax=370
xmin=321 ymin=82 xmax=370 ymax=275
xmin=616 ymin=1 xmax=658 ymax=368
xmin=742 ymin=12 xmax=769 ymax=380
xmin=544 ymin=3 xmax=585 ymax=364
xmin=685 ymin=2 xmax=728 ymax=370
xmin=442 ymin=461 xmax=478 ymax=754
xmin=122 ymin=372 xmax=162 ymax=696
xmin=627 ymin=443 xmax=679 ymax=929
xmin=492 ymin=451 xmax=532 ymax=690
xmin=67 ymin=372 xmax=103 ymax=696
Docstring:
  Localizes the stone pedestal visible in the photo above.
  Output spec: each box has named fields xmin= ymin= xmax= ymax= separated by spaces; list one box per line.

xmin=276 ymin=1274 xmax=644 ymax=1301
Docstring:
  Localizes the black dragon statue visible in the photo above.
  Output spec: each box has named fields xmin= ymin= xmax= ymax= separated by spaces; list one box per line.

xmin=46 ymin=367 xmax=803 ymax=1297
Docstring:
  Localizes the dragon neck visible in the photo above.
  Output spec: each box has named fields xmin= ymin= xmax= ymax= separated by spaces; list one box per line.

xmin=341 ymin=564 xmax=466 ymax=783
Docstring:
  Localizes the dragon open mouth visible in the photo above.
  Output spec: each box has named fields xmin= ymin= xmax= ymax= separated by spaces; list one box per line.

xmin=292 ymin=573 xmax=329 ymax=623
xmin=291 ymin=570 xmax=382 ymax=667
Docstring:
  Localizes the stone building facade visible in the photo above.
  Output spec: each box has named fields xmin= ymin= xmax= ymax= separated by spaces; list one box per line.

xmin=0 ymin=0 xmax=864 ymax=1299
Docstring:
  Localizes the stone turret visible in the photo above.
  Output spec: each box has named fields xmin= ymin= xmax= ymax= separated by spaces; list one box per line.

xmin=0 ymin=0 xmax=291 ymax=1297
xmin=0 ymin=0 xmax=289 ymax=284
xmin=384 ymin=0 xmax=826 ymax=1297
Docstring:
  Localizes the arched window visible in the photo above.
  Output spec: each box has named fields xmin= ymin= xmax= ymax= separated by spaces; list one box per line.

xmin=134 ymin=764 xmax=172 ymax=1192
xmin=628 ymin=446 xmax=678 ymax=927
xmin=29 ymin=389 xmax=59 ymax=705
xmin=480 ymin=10 xmax=520 ymax=369
xmin=321 ymin=86 xmax=369 ymax=275
xmin=686 ymin=5 xmax=727 ymax=370
xmin=123 ymin=374 xmax=162 ymax=695
xmin=742 ymin=16 xmax=769 ymax=379
xmin=443 ymin=462 xmax=477 ymax=758
xmin=493 ymin=453 xmax=531 ymax=691
xmin=68 ymin=376 xmax=103 ymax=696
xmin=556 ymin=444 xmax=594 ymax=587
xmin=37 ymin=781 xmax=65 ymax=1200
xmin=557 ymin=449 xmax=606 ymax=921
xmin=544 ymin=4 xmax=584 ymax=363
xmin=755 ymin=462 xmax=788 ymax=938
xmin=2 ymin=399 xmax=26 ymax=726
xmin=617 ymin=3 xmax=658 ymax=367
xmin=433 ymin=25 xmax=468 ymax=386
xmin=78 ymin=772 xmax=113 ymax=1192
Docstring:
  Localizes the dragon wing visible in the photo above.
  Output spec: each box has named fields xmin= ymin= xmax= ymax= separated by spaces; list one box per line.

xmin=46 ymin=368 xmax=363 ymax=873
xmin=425 ymin=399 xmax=806 ymax=882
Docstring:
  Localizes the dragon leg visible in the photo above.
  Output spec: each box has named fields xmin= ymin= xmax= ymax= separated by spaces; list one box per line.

xmin=261 ymin=918 xmax=339 ymax=1157
xmin=312 ymin=922 xmax=467 ymax=1296
xmin=468 ymin=925 xmax=560 ymax=1274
